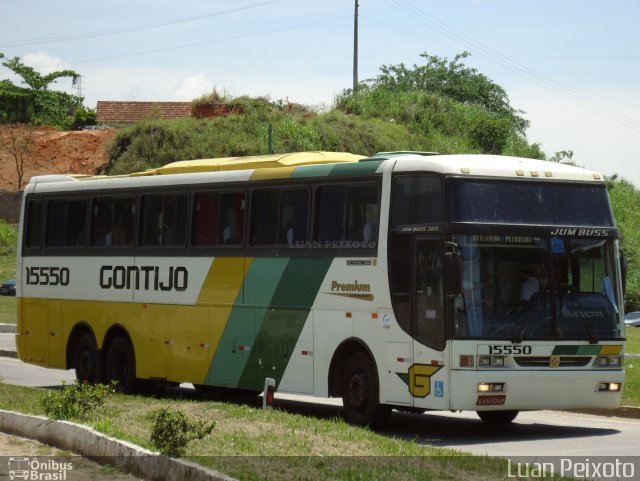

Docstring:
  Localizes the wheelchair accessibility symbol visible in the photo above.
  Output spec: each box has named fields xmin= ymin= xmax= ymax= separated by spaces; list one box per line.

xmin=434 ymin=381 xmax=444 ymax=398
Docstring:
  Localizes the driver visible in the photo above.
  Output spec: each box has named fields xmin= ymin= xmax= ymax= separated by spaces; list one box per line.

xmin=520 ymin=265 xmax=544 ymax=305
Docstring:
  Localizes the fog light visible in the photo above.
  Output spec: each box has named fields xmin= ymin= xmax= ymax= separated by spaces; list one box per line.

xmin=478 ymin=383 xmax=491 ymax=392
xmin=491 ymin=383 xmax=505 ymax=392
xmin=460 ymin=355 xmax=474 ymax=367
xmin=598 ymin=382 xmax=622 ymax=392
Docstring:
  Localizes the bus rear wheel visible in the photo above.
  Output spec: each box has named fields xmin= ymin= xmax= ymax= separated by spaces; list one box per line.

xmin=105 ymin=337 xmax=136 ymax=393
xmin=74 ymin=333 xmax=102 ymax=384
xmin=477 ymin=410 xmax=519 ymax=424
xmin=341 ymin=352 xmax=390 ymax=428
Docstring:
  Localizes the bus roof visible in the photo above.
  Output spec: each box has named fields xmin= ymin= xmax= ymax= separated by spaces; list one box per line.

xmin=132 ymin=151 xmax=366 ymax=176
xmin=26 ymin=151 xmax=606 ymax=191
xmin=389 ymin=153 xmax=605 ymax=182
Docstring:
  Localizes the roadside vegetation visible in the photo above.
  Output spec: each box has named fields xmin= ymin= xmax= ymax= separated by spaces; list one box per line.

xmin=0 ymin=381 xmax=535 ymax=481
xmin=0 ymin=220 xmax=16 ymax=323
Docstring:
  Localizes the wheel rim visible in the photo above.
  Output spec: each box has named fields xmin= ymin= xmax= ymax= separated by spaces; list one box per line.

xmin=347 ymin=370 xmax=369 ymax=410
xmin=78 ymin=349 xmax=94 ymax=380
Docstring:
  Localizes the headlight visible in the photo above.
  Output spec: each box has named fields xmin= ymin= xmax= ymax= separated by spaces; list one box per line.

xmin=477 ymin=355 xmax=506 ymax=367
xmin=595 ymin=355 xmax=623 ymax=368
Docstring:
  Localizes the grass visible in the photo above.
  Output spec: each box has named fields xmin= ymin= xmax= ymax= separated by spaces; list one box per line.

xmin=623 ymin=359 xmax=640 ymax=406
xmin=624 ymin=328 xmax=640 ymax=406
xmin=625 ymin=326 xmax=640 ymax=354
xmin=0 ymin=383 xmax=518 ymax=481
xmin=0 ymin=225 xmax=16 ymax=324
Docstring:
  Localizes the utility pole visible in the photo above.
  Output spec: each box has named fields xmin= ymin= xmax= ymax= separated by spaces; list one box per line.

xmin=353 ymin=0 xmax=359 ymax=93
xmin=76 ymin=75 xmax=83 ymax=98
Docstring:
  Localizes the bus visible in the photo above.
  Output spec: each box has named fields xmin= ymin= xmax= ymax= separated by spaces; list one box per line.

xmin=15 ymin=151 xmax=626 ymax=427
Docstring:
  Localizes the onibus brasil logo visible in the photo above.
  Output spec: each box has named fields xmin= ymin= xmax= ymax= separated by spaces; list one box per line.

xmin=8 ymin=457 xmax=73 ymax=480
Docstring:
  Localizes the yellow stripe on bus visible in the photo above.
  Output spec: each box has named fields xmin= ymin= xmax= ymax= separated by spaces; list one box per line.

xmin=196 ymin=257 xmax=253 ymax=361
xmin=600 ymin=345 xmax=623 ymax=355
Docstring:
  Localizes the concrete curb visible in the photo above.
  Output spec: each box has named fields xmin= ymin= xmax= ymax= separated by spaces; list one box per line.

xmin=566 ymin=405 xmax=640 ymax=419
xmin=0 ymin=323 xmax=16 ymax=334
xmin=0 ymin=410 xmax=238 ymax=481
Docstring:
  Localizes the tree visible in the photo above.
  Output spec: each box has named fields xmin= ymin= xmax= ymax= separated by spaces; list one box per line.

xmin=548 ymin=149 xmax=574 ymax=163
xmin=364 ymin=52 xmax=530 ymax=134
xmin=0 ymin=52 xmax=87 ymax=128
xmin=1 ymin=54 xmax=79 ymax=91
xmin=0 ymin=123 xmax=34 ymax=189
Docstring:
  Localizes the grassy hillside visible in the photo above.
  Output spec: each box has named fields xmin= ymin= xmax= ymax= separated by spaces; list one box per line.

xmin=107 ymin=93 xmax=543 ymax=175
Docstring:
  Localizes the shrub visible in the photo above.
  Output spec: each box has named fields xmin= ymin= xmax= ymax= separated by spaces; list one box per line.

xmin=148 ymin=408 xmax=216 ymax=457
xmin=41 ymin=380 xmax=116 ymax=420
xmin=0 ymin=221 xmax=18 ymax=255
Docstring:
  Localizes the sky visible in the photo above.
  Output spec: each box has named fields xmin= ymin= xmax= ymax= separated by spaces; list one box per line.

xmin=1 ymin=0 xmax=639 ymax=187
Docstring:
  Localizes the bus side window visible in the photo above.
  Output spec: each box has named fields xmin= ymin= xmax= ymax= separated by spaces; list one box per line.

xmin=25 ymin=200 xmax=44 ymax=249
xmin=346 ymin=185 xmax=379 ymax=243
xmin=315 ymin=186 xmax=346 ymax=242
xmin=193 ymin=192 xmax=219 ymax=245
xmin=140 ymin=194 xmax=187 ymax=247
xmin=91 ymin=198 xmax=113 ymax=246
xmin=91 ymin=197 xmax=135 ymax=247
xmin=279 ymin=189 xmax=309 ymax=244
xmin=112 ymin=197 xmax=135 ymax=246
xmin=218 ymin=192 xmax=245 ymax=245
xmin=251 ymin=190 xmax=279 ymax=245
xmin=162 ymin=195 xmax=187 ymax=246
xmin=45 ymin=199 xmax=87 ymax=247
xmin=391 ymin=176 xmax=443 ymax=227
xmin=140 ymin=195 xmax=163 ymax=246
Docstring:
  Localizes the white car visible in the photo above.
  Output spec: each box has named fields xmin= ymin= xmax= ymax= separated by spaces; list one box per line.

xmin=625 ymin=311 xmax=640 ymax=327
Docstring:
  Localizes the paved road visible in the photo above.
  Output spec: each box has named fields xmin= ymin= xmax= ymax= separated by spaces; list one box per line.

xmin=0 ymin=333 xmax=15 ymax=353
xmin=2 ymin=354 xmax=640 ymax=465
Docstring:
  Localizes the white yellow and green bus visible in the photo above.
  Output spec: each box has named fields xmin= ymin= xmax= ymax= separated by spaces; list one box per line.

xmin=16 ymin=151 xmax=626 ymax=427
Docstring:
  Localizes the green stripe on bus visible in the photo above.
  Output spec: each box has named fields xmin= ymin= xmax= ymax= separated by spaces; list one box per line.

xmin=203 ymin=258 xmax=290 ymax=388
xmin=552 ymin=345 xmax=602 ymax=355
xmin=328 ymin=160 xmax=383 ymax=176
xmin=238 ymin=257 xmax=333 ymax=390
xmin=290 ymin=164 xmax=335 ymax=178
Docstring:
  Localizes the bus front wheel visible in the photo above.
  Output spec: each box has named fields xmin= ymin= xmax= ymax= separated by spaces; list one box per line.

xmin=105 ymin=337 xmax=136 ymax=393
xmin=74 ymin=333 xmax=102 ymax=384
xmin=341 ymin=352 xmax=390 ymax=428
xmin=476 ymin=410 xmax=519 ymax=424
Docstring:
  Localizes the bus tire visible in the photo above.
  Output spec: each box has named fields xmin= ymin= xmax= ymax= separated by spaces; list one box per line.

xmin=74 ymin=333 xmax=102 ymax=384
xmin=341 ymin=351 xmax=390 ymax=428
xmin=477 ymin=410 xmax=519 ymax=424
xmin=105 ymin=337 xmax=136 ymax=393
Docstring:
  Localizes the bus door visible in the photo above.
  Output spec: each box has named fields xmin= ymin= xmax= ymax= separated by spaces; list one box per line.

xmin=410 ymin=237 xmax=449 ymax=410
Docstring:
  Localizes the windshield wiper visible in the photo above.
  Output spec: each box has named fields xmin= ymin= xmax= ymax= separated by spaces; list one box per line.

xmin=567 ymin=296 xmax=598 ymax=344
xmin=512 ymin=289 xmax=549 ymax=343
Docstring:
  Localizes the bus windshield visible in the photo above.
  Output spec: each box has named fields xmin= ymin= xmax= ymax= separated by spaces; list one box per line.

xmin=452 ymin=235 xmax=621 ymax=341
xmin=448 ymin=179 xmax=615 ymax=226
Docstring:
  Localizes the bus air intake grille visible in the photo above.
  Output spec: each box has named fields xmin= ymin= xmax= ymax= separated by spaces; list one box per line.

xmin=514 ymin=356 xmax=591 ymax=367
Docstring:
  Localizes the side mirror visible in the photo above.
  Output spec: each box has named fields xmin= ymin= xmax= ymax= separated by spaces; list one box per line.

xmin=444 ymin=245 xmax=462 ymax=298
